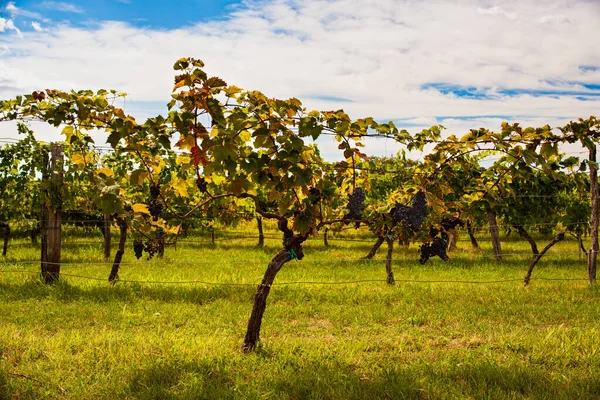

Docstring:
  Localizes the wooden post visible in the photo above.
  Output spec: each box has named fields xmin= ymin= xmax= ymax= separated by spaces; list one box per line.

xmin=257 ymin=216 xmax=264 ymax=247
xmin=488 ymin=209 xmax=502 ymax=260
xmin=323 ymin=227 xmax=329 ymax=247
xmin=384 ymin=236 xmax=395 ymax=285
xmin=103 ymin=214 xmax=111 ymax=259
xmin=43 ymin=146 xmax=63 ymax=284
xmin=1 ymin=222 xmax=9 ymax=257
xmin=40 ymin=152 xmax=49 ymax=278
xmin=588 ymin=145 xmax=598 ymax=284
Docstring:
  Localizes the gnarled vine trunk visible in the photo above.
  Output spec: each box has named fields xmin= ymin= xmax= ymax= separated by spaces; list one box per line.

xmin=108 ymin=219 xmax=127 ymax=283
xmin=467 ymin=221 xmax=479 ymax=249
xmin=523 ymin=232 xmax=565 ymax=286
xmin=513 ymin=224 xmax=538 ymax=256
xmin=363 ymin=236 xmax=384 ymax=259
xmin=384 ymin=236 xmax=395 ymax=285
xmin=242 ymin=222 xmax=306 ymax=353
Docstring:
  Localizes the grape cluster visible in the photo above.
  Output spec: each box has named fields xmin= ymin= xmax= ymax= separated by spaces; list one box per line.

xmin=133 ymin=239 xmax=144 ymax=259
xmin=441 ymin=216 xmax=464 ymax=231
xmin=390 ymin=191 xmax=428 ymax=232
xmin=196 ymin=177 xmax=208 ymax=193
xmin=345 ymin=187 xmax=365 ymax=220
xmin=144 ymin=241 xmax=160 ymax=259
xmin=147 ymin=184 xmax=163 ymax=221
xmin=419 ymin=237 xmax=450 ymax=264
xmin=308 ymin=187 xmax=322 ymax=205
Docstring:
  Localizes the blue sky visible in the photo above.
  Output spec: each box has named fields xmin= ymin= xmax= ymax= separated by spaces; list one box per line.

xmin=1 ymin=0 xmax=600 ymax=159
xmin=1 ymin=0 xmax=243 ymax=29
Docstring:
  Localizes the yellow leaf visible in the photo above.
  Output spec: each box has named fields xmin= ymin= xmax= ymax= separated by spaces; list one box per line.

xmin=165 ymin=225 xmax=180 ymax=235
xmin=71 ymin=153 xmax=86 ymax=166
xmin=173 ymin=79 xmax=187 ymax=91
xmin=132 ymin=203 xmax=150 ymax=215
xmin=211 ymin=173 xmax=225 ymax=185
xmin=96 ymin=168 xmax=114 ymax=177
xmin=172 ymin=178 xmax=189 ymax=198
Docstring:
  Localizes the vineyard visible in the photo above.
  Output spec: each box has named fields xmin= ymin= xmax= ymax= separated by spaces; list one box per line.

xmin=1 ymin=57 xmax=600 ymax=398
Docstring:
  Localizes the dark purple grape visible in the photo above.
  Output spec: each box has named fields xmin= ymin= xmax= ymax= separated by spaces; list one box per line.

xmin=133 ymin=239 xmax=144 ymax=259
xmin=419 ymin=237 xmax=450 ymax=264
xmin=308 ymin=187 xmax=322 ymax=205
xmin=390 ymin=191 xmax=428 ymax=232
xmin=196 ymin=177 xmax=208 ymax=193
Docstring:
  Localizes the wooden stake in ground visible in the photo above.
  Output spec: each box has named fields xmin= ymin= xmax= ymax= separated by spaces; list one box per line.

xmin=523 ymin=232 xmax=565 ymax=286
xmin=488 ymin=209 xmax=501 ymax=260
xmin=103 ymin=214 xmax=111 ymax=259
xmin=42 ymin=146 xmax=63 ymax=284
xmin=256 ymin=216 xmax=264 ymax=247
xmin=588 ymin=145 xmax=598 ymax=284
xmin=384 ymin=236 xmax=395 ymax=285
xmin=1 ymin=221 xmax=9 ymax=257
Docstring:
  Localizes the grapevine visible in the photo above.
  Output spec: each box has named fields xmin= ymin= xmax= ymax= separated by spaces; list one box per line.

xmin=147 ymin=184 xmax=163 ymax=221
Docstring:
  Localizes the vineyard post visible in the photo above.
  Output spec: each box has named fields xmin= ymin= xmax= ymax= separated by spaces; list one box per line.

xmin=256 ymin=216 xmax=264 ymax=247
xmin=103 ymin=214 xmax=111 ymax=259
xmin=588 ymin=144 xmax=598 ymax=284
xmin=487 ymin=209 xmax=502 ymax=260
xmin=384 ymin=235 xmax=395 ymax=285
xmin=39 ymin=151 xmax=49 ymax=278
xmin=43 ymin=145 xmax=63 ymax=283
xmin=1 ymin=222 xmax=9 ymax=257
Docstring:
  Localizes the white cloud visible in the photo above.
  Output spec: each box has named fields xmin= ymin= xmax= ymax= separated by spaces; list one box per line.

xmin=0 ymin=0 xmax=599 ymax=150
xmin=0 ymin=17 xmax=22 ymax=37
xmin=4 ymin=1 xmax=45 ymax=20
xmin=31 ymin=21 xmax=46 ymax=32
xmin=41 ymin=2 xmax=83 ymax=13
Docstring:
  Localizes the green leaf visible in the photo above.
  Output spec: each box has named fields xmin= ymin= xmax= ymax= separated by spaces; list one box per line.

xmin=206 ymin=98 xmax=225 ymax=127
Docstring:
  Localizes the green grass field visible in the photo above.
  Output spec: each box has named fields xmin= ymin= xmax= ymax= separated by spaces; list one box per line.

xmin=1 ymin=224 xmax=599 ymax=399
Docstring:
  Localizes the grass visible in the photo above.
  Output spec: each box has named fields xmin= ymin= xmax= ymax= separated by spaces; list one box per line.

xmin=1 ymin=223 xmax=599 ymax=399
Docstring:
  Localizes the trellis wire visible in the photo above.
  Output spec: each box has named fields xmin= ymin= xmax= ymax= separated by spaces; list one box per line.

xmin=0 ymin=269 xmax=590 ymax=286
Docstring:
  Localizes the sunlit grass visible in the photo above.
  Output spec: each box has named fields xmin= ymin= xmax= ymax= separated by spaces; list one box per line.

xmin=1 ymin=225 xmax=599 ymax=399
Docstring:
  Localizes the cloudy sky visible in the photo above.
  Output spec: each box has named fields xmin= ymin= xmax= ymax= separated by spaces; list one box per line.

xmin=1 ymin=0 xmax=599 ymax=159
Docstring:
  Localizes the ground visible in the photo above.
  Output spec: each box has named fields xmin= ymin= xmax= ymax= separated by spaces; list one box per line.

xmin=1 ymin=223 xmax=599 ymax=399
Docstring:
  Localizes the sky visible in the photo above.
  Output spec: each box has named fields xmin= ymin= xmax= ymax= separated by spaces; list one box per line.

xmin=0 ymin=0 xmax=599 ymax=160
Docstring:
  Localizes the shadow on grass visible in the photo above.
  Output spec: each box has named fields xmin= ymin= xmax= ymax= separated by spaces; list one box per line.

xmin=112 ymin=355 xmax=600 ymax=400
xmin=0 ymin=279 xmax=257 ymax=306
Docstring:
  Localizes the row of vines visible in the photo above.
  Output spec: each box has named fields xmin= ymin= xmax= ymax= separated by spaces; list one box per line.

xmin=1 ymin=57 xmax=599 ymax=351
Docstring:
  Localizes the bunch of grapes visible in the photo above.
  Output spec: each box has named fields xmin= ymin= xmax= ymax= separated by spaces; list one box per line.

xmin=308 ymin=187 xmax=322 ymax=205
xmin=419 ymin=237 xmax=450 ymax=264
xmin=133 ymin=239 xmax=144 ymax=259
xmin=144 ymin=241 xmax=159 ymax=259
xmin=440 ymin=216 xmax=464 ymax=231
xmin=147 ymin=184 xmax=163 ymax=221
xmin=196 ymin=177 xmax=208 ymax=193
xmin=343 ymin=187 xmax=366 ymax=227
xmin=390 ymin=191 xmax=429 ymax=232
